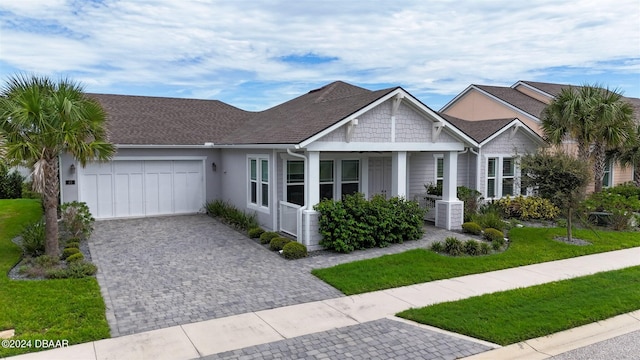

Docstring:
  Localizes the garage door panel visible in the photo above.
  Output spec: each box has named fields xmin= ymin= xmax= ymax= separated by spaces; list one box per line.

xmin=115 ymin=173 xmax=144 ymax=217
xmin=96 ymin=174 xmax=114 ymax=218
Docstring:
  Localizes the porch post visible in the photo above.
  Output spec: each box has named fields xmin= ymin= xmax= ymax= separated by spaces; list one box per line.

xmin=391 ymin=151 xmax=407 ymax=198
xmin=435 ymin=150 xmax=464 ymax=230
xmin=307 ymin=151 xmax=320 ymax=206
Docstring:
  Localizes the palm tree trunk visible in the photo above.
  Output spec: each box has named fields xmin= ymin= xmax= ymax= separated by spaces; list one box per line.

xmin=43 ymin=157 xmax=60 ymax=258
xmin=635 ymin=163 xmax=640 ymax=187
xmin=592 ymin=142 xmax=606 ymax=193
xmin=577 ymin=141 xmax=591 ymax=162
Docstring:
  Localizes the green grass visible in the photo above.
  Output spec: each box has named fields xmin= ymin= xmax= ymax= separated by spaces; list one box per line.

xmin=0 ymin=199 xmax=110 ymax=357
xmin=312 ymin=227 xmax=640 ymax=295
xmin=398 ymin=266 xmax=640 ymax=345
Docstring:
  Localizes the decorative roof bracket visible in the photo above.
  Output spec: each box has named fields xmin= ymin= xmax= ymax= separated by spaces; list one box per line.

xmin=346 ymin=118 xmax=358 ymax=143
xmin=432 ymin=122 xmax=444 ymax=142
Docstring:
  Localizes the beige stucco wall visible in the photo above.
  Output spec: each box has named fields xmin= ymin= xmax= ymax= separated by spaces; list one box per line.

xmin=513 ymin=84 xmax=553 ymax=104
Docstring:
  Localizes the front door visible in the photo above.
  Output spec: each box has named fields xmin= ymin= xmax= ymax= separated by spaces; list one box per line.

xmin=368 ymin=157 xmax=392 ymax=198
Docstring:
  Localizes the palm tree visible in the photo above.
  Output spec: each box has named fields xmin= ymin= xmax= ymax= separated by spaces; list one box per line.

xmin=0 ymin=75 xmax=115 ymax=257
xmin=541 ymin=84 xmax=634 ymax=192
xmin=610 ymin=124 xmax=640 ymax=187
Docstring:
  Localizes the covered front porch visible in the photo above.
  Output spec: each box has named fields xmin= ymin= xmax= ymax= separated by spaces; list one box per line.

xmin=277 ymin=148 xmax=465 ymax=250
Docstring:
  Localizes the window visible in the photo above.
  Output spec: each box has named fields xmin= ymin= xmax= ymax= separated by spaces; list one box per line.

xmin=341 ymin=159 xmax=359 ymax=197
xmin=286 ymin=160 xmax=304 ymax=206
xmin=320 ymin=160 xmax=334 ymax=200
xmin=487 ymin=158 xmax=497 ymax=198
xmin=603 ymin=160 xmax=612 ymax=188
xmin=436 ymin=157 xmax=444 ymax=190
xmin=502 ymin=158 xmax=515 ymax=196
xmin=248 ymin=156 xmax=269 ymax=208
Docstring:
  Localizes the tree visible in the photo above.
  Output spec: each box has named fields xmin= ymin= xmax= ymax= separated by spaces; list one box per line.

xmin=521 ymin=151 xmax=590 ymax=242
xmin=0 ymin=75 xmax=115 ymax=257
xmin=541 ymin=84 xmax=634 ymax=193
xmin=609 ymin=123 xmax=640 ymax=187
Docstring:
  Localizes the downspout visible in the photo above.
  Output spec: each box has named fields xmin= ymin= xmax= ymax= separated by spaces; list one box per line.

xmin=287 ymin=148 xmax=307 ymax=244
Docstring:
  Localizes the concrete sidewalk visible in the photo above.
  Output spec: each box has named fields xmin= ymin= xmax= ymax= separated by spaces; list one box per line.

xmin=8 ymin=247 xmax=640 ymax=360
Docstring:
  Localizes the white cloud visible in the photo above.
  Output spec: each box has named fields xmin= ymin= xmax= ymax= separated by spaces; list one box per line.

xmin=0 ymin=0 xmax=638 ymax=109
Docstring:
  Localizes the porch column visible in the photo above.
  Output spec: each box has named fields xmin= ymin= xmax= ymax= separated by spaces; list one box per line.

xmin=391 ymin=151 xmax=407 ymax=198
xmin=435 ymin=150 xmax=464 ymax=230
xmin=307 ymin=151 xmax=320 ymax=206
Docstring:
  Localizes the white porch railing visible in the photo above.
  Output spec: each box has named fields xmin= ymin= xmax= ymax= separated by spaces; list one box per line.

xmin=414 ymin=193 xmax=440 ymax=221
xmin=279 ymin=201 xmax=301 ymax=237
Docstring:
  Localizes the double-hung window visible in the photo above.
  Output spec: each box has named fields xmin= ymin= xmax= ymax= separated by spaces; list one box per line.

xmin=487 ymin=158 xmax=497 ymax=198
xmin=286 ymin=160 xmax=304 ymax=206
xmin=487 ymin=156 xmax=518 ymax=198
xmin=602 ymin=160 xmax=612 ymax=188
xmin=320 ymin=160 xmax=334 ymax=200
xmin=341 ymin=160 xmax=359 ymax=197
xmin=436 ymin=157 xmax=444 ymax=190
xmin=502 ymin=158 xmax=515 ymax=196
xmin=249 ymin=156 xmax=269 ymax=208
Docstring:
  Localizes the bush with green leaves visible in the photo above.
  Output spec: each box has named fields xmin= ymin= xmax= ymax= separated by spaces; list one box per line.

xmin=430 ymin=241 xmax=444 ymax=253
xmin=65 ymin=252 xmax=85 ymax=263
xmin=282 ymin=241 xmax=308 ymax=259
xmin=471 ymin=211 xmax=505 ymax=231
xmin=269 ymin=237 xmax=291 ymax=251
xmin=457 ymin=186 xmax=483 ymax=221
xmin=461 ymin=222 xmax=482 ymax=235
xmin=61 ymin=247 xmax=80 ymax=260
xmin=0 ymin=161 xmax=24 ymax=199
xmin=248 ymin=227 xmax=265 ymax=239
xmin=64 ymin=239 xmax=80 ymax=249
xmin=259 ymin=231 xmax=280 ymax=244
xmin=492 ymin=237 xmax=506 ymax=251
xmin=463 ymin=240 xmax=481 ymax=255
xmin=314 ymin=193 xmax=425 ymax=253
xmin=46 ymin=261 xmax=98 ymax=279
xmin=60 ymin=201 xmax=95 ymax=240
xmin=443 ymin=237 xmax=463 ymax=256
xmin=20 ymin=220 xmax=46 ymax=257
xmin=483 ymin=228 xmax=504 ymax=242
xmin=205 ymin=200 xmax=259 ymax=231
xmin=480 ymin=242 xmax=492 ymax=255
xmin=582 ymin=189 xmax=640 ymax=230
xmin=496 ymin=195 xmax=560 ymax=221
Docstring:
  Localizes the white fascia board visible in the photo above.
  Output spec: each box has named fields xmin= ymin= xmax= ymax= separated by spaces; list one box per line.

xmin=305 ymin=141 xmax=465 ymax=152
xmin=213 ymin=143 xmax=297 ymax=149
xmin=116 ymin=143 xmax=297 ymax=149
xmin=479 ymin=118 xmax=546 ymax=147
xmin=116 ymin=144 xmax=213 ymax=149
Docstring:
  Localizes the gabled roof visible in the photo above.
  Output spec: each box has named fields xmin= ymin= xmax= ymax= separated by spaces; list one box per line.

xmin=217 ymin=81 xmax=397 ymax=144
xmin=473 ymin=84 xmax=548 ymax=119
xmin=89 ymin=94 xmax=251 ymax=145
xmin=439 ymin=113 xmax=544 ymax=146
xmin=514 ymin=80 xmax=573 ymax=97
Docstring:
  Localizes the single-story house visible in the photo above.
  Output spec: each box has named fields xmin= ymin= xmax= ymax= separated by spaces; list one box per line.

xmin=440 ymin=80 xmax=640 ymax=190
xmin=60 ymin=81 xmax=543 ymax=249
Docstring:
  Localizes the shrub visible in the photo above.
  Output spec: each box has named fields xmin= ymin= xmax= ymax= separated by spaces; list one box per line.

xmin=46 ymin=261 xmax=97 ymax=279
xmin=64 ymin=240 xmax=80 ymax=249
xmin=20 ymin=220 xmax=46 ymax=257
xmin=464 ymin=240 xmax=481 ymax=256
xmin=205 ymin=200 xmax=259 ymax=231
xmin=314 ymin=193 xmax=425 ymax=253
xmin=21 ymin=181 xmax=41 ymax=199
xmin=443 ymin=237 xmax=463 ymax=256
xmin=483 ymin=228 xmax=504 ymax=242
xmin=461 ymin=222 xmax=482 ymax=235
xmin=65 ymin=252 xmax=85 ymax=263
xmin=269 ymin=237 xmax=291 ymax=251
xmin=259 ymin=231 xmax=280 ymax=244
xmin=430 ymin=241 xmax=444 ymax=253
xmin=60 ymin=201 xmax=95 ymax=240
xmin=497 ymin=195 xmax=560 ymax=221
xmin=0 ymin=161 xmax=24 ymax=199
xmin=582 ymin=187 xmax=640 ymax=230
xmin=492 ymin=237 xmax=506 ymax=251
xmin=480 ymin=242 xmax=492 ymax=255
xmin=248 ymin=227 xmax=265 ymax=239
xmin=61 ymin=247 xmax=80 ymax=260
xmin=457 ymin=186 xmax=483 ymax=221
xmin=471 ymin=211 xmax=505 ymax=231
xmin=33 ymin=255 xmax=59 ymax=268
xmin=282 ymin=242 xmax=308 ymax=259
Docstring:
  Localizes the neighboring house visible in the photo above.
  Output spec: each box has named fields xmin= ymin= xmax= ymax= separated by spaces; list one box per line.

xmin=440 ymin=80 xmax=640 ymax=191
xmin=59 ymin=81 xmax=542 ymax=249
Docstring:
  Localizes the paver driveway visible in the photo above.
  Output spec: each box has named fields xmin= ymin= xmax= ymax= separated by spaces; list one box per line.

xmin=91 ymin=214 xmax=475 ymax=337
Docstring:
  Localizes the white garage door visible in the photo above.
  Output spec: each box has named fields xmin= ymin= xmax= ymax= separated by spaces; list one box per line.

xmin=79 ymin=160 xmax=204 ymax=219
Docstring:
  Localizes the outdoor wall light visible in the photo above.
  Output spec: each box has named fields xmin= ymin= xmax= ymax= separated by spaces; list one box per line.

xmin=211 ymin=162 xmax=217 ymax=172
xmin=69 ymin=164 xmax=76 ymax=174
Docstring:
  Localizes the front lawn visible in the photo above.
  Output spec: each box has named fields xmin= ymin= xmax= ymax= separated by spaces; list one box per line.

xmin=397 ymin=266 xmax=640 ymax=345
xmin=0 ymin=199 xmax=110 ymax=357
xmin=312 ymin=227 xmax=640 ymax=295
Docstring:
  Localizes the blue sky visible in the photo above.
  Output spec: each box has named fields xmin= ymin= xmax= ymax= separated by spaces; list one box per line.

xmin=1 ymin=0 xmax=639 ymax=111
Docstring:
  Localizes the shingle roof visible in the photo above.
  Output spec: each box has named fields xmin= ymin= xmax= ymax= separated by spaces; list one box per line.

xmin=90 ymin=81 xmax=397 ymax=146
xmin=218 ymin=81 xmax=397 ymax=144
xmin=438 ymin=113 xmax=515 ymax=143
xmin=474 ymin=84 xmax=548 ymax=119
xmin=89 ymin=94 xmax=251 ymax=145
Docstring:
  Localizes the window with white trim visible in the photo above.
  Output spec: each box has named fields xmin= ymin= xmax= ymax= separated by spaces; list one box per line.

xmin=487 ymin=158 xmax=497 ymax=198
xmin=320 ymin=160 xmax=334 ymax=200
xmin=286 ymin=160 xmax=304 ymax=206
xmin=502 ymin=158 xmax=515 ymax=196
xmin=602 ymin=160 xmax=612 ymax=188
xmin=436 ymin=157 xmax=444 ymax=190
xmin=249 ymin=156 xmax=269 ymax=208
xmin=341 ymin=159 xmax=359 ymax=197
